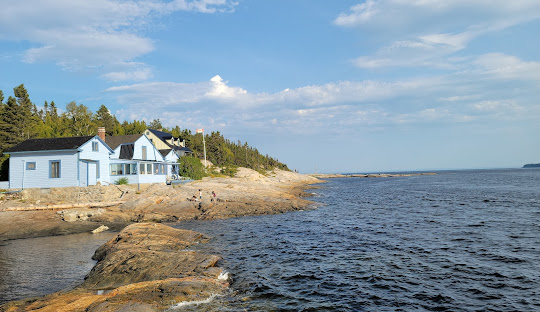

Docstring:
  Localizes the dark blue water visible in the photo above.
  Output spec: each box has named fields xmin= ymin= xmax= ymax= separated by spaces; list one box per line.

xmin=173 ymin=169 xmax=540 ymax=311
xmin=1 ymin=169 xmax=539 ymax=311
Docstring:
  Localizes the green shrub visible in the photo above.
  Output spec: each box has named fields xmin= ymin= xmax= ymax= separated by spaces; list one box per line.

xmin=114 ymin=177 xmax=129 ymax=185
xmin=177 ymin=156 xmax=207 ymax=180
xmin=221 ymin=165 xmax=238 ymax=177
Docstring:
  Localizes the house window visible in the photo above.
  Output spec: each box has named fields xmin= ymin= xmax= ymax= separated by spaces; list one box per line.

xmin=153 ymin=164 xmax=165 ymax=175
xmin=124 ymin=163 xmax=137 ymax=175
xmin=142 ymin=146 xmax=147 ymax=160
xmin=140 ymin=163 xmax=146 ymax=174
xmin=147 ymin=163 xmax=152 ymax=174
xmin=110 ymin=164 xmax=123 ymax=176
xmin=125 ymin=163 xmax=131 ymax=175
xmin=92 ymin=142 xmax=99 ymax=152
xmin=26 ymin=162 xmax=36 ymax=170
xmin=50 ymin=160 xmax=60 ymax=178
xmin=129 ymin=164 xmax=137 ymax=175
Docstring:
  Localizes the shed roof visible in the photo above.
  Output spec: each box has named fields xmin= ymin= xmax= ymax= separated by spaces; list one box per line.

xmin=5 ymin=136 xmax=94 ymax=153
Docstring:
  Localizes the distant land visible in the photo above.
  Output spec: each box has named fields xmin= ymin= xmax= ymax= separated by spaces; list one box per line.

xmin=523 ymin=163 xmax=540 ymax=168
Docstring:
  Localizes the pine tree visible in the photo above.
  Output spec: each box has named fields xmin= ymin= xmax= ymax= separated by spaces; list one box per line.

xmin=95 ymin=105 xmax=117 ymax=135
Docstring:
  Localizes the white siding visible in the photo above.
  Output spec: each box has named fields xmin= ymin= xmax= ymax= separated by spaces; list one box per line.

xmin=133 ymin=136 xmax=164 ymax=161
xmin=163 ymin=151 xmax=179 ymax=178
xmin=108 ymin=136 xmax=166 ymax=185
xmin=110 ymin=136 xmax=163 ymax=161
xmin=164 ymin=151 xmax=179 ymax=162
xmin=9 ymin=151 xmax=79 ymax=189
xmin=79 ymin=137 xmax=111 ymax=185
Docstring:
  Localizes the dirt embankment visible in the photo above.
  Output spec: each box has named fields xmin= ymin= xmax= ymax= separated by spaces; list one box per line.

xmin=0 ymin=168 xmax=321 ymax=241
xmin=0 ymin=223 xmax=228 ymax=312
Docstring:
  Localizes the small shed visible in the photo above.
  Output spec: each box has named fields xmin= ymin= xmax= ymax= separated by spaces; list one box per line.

xmin=4 ymin=136 xmax=113 ymax=189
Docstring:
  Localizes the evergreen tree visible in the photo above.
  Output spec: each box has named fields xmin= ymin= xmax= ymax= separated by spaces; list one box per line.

xmin=148 ymin=119 xmax=163 ymax=130
xmin=95 ymin=105 xmax=117 ymax=135
xmin=0 ymin=96 xmax=23 ymax=151
xmin=13 ymin=84 xmax=37 ymax=139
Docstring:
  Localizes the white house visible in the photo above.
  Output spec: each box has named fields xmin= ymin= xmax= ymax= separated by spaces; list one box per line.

xmin=4 ymin=135 xmax=113 ymax=189
xmin=144 ymin=128 xmax=193 ymax=157
xmin=159 ymin=148 xmax=180 ymax=179
xmin=104 ymin=134 xmax=176 ymax=185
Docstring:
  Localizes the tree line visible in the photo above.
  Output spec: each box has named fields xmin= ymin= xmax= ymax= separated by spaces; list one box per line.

xmin=0 ymin=84 xmax=288 ymax=180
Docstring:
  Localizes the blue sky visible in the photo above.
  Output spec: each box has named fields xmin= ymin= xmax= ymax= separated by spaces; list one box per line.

xmin=1 ymin=0 xmax=539 ymax=173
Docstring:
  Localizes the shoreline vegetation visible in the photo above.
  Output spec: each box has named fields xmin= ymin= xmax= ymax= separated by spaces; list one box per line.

xmin=0 ymin=168 xmax=321 ymax=311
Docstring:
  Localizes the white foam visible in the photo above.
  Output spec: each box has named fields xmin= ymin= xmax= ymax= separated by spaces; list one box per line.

xmin=170 ymin=294 xmax=217 ymax=309
xmin=218 ymin=270 xmax=230 ymax=281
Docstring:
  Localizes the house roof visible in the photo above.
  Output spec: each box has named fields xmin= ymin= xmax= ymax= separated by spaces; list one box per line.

xmin=175 ymin=146 xmax=193 ymax=153
xmin=104 ymin=134 xmax=143 ymax=150
xmin=5 ymin=136 xmax=95 ymax=153
xmin=147 ymin=129 xmax=173 ymax=141
xmin=159 ymin=149 xmax=172 ymax=157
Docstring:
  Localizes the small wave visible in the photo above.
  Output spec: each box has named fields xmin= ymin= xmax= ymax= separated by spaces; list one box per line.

xmin=218 ymin=270 xmax=230 ymax=281
xmin=170 ymin=294 xmax=218 ymax=309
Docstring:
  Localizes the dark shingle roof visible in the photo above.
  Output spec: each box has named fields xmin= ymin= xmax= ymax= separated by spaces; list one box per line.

xmin=176 ymin=146 xmax=193 ymax=153
xmin=6 ymin=136 xmax=94 ymax=153
xmin=148 ymin=129 xmax=173 ymax=141
xmin=159 ymin=149 xmax=172 ymax=157
xmin=105 ymin=134 xmax=142 ymax=150
xmin=119 ymin=144 xmax=135 ymax=159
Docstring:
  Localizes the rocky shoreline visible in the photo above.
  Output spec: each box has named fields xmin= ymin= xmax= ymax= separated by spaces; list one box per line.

xmin=0 ymin=168 xmax=321 ymax=310
xmin=0 ymin=168 xmax=321 ymax=241
xmin=1 ymin=223 xmax=228 ymax=311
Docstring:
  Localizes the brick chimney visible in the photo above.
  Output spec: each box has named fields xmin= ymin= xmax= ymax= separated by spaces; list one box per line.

xmin=97 ymin=127 xmax=106 ymax=142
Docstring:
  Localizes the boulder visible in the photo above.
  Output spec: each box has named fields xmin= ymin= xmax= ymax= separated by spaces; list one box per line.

xmin=91 ymin=225 xmax=109 ymax=234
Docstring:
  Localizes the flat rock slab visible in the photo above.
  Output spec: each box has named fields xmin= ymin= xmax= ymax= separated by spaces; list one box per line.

xmin=1 ymin=223 xmax=227 ymax=312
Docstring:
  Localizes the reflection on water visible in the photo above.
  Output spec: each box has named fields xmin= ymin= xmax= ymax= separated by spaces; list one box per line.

xmin=0 ymin=232 xmax=115 ymax=303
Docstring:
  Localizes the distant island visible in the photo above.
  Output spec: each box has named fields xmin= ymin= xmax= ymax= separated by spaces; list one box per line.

xmin=523 ymin=163 xmax=540 ymax=168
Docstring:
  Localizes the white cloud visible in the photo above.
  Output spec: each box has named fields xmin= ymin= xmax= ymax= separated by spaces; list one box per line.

xmin=0 ymin=0 xmax=238 ymax=80
xmin=335 ymin=1 xmax=540 ymax=30
xmin=101 ymin=67 xmax=154 ymax=82
xmin=104 ymin=59 xmax=540 ymax=136
xmin=206 ymin=75 xmax=248 ymax=98
xmin=334 ymin=0 xmax=379 ymax=27
xmin=472 ymin=53 xmax=540 ymax=81
xmin=336 ymin=0 xmax=540 ymax=69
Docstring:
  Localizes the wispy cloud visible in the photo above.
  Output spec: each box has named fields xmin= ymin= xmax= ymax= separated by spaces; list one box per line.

xmin=0 ymin=0 xmax=238 ymax=81
xmin=336 ymin=0 xmax=540 ymax=69
xmin=105 ymin=53 xmax=540 ymax=136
